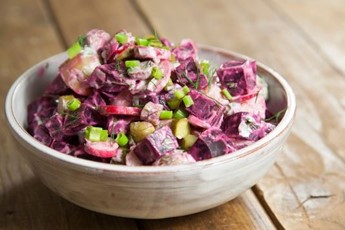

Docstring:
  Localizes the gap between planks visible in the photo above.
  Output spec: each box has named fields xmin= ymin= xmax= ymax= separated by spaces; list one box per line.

xmin=263 ymin=0 xmax=345 ymax=79
xmin=37 ymin=0 xmax=283 ymax=228
xmin=41 ymin=0 xmax=69 ymax=48
xmin=129 ymin=0 xmax=283 ymax=229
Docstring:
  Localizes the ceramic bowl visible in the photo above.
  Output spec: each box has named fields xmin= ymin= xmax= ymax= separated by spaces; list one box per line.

xmin=5 ymin=45 xmax=296 ymax=219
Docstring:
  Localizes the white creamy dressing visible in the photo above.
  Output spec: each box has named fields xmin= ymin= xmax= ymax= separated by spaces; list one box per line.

xmin=81 ymin=47 xmax=101 ymax=76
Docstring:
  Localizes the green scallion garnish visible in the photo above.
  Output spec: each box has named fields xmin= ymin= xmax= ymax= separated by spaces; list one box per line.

xmin=159 ymin=110 xmax=173 ymax=120
xmin=174 ymin=89 xmax=185 ymax=99
xmin=173 ymin=109 xmax=188 ymax=119
xmin=182 ymin=85 xmax=190 ymax=94
xmin=221 ymin=88 xmax=232 ymax=100
xmin=125 ymin=60 xmax=140 ymax=69
xmin=167 ymin=98 xmax=181 ymax=110
xmin=183 ymin=95 xmax=194 ymax=107
xmin=136 ymin=37 xmax=149 ymax=46
xmin=115 ymin=32 xmax=128 ymax=44
xmin=115 ymin=132 xmax=129 ymax=146
xmin=151 ymin=66 xmax=164 ymax=79
xmin=85 ymin=126 xmax=108 ymax=142
xmin=67 ymin=41 xmax=82 ymax=59
xmin=67 ymin=98 xmax=81 ymax=111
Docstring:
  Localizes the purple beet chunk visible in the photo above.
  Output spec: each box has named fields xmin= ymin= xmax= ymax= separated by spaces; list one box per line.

xmin=188 ymin=127 xmax=234 ymax=161
xmin=43 ymin=113 xmax=64 ymax=140
xmin=83 ymin=91 xmax=106 ymax=109
xmin=222 ymin=112 xmax=273 ymax=141
xmin=33 ymin=125 xmax=53 ymax=146
xmin=50 ymin=140 xmax=76 ymax=154
xmin=185 ymin=90 xmax=225 ymax=127
xmin=99 ymin=38 xmax=120 ymax=63
xmin=84 ymin=29 xmax=111 ymax=51
xmin=62 ymin=91 xmax=106 ymax=135
xmin=107 ymin=116 xmax=134 ymax=135
xmin=132 ymin=93 xmax=160 ymax=107
xmin=133 ymin=126 xmax=178 ymax=165
xmin=88 ymin=63 xmax=128 ymax=93
xmin=216 ymin=60 xmax=257 ymax=96
xmin=172 ymin=39 xmax=197 ymax=61
xmin=27 ymin=96 xmax=57 ymax=134
xmin=44 ymin=74 xmax=72 ymax=95
xmin=174 ymin=57 xmax=208 ymax=90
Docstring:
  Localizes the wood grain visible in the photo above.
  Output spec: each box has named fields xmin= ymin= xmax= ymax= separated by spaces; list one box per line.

xmin=48 ymin=0 xmax=151 ymax=46
xmin=267 ymin=0 xmax=345 ymax=162
xmin=137 ymin=190 xmax=275 ymax=230
xmin=45 ymin=0 xmax=277 ymax=228
xmin=2 ymin=0 xmax=345 ymax=229
xmin=0 ymin=0 xmax=136 ymax=229
xmin=269 ymin=0 xmax=345 ymax=77
xmin=136 ymin=0 xmax=345 ymax=229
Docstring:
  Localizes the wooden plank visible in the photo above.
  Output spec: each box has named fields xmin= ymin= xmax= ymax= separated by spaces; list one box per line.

xmin=269 ymin=0 xmax=345 ymax=76
xmin=266 ymin=0 xmax=345 ymax=161
xmin=137 ymin=190 xmax=275 ymax=230
xmin=48 ymin=0 xmax=151 ymax=46
xmin=0 ymin=0 xmax=137 ymax=229
xmin=49 ymin=0 xmax=277 ymax=229
xmin=136 ymin=0 xmax=345 ymax=229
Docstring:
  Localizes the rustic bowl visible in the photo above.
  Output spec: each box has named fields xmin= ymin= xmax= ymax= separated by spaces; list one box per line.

xmin=5 ymin=45 xmax=296 ymax=219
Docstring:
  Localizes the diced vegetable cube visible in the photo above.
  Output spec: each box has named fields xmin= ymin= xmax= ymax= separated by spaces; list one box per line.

xmin=130 ymin=121 xmax=155 ymax=142
xmin=172 ymin=118 xmax=190 ymax=139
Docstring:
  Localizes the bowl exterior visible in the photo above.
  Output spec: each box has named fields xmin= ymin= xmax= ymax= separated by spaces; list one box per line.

xmin=5 ymin=49 xmax=296 ymax=219
xmin=13 ymin=125 xmax=290 ymax=218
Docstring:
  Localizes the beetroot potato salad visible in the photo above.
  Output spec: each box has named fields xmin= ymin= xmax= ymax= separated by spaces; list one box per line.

xmin=27 ymin=29 xmax=277 ymax=166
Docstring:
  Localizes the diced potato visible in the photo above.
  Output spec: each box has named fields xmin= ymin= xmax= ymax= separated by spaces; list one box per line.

xmin=59 ymin=52 xmax=100 ymax=95
xmin=130 ymin=121 xmax=155 ymax=142
xmin=172 ymin=118 xmax=190 ymax=139
xmin=181 ymin=134 xmax=198 ymax=150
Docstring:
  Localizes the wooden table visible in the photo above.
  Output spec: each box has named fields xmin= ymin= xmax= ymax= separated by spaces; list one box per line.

xmin=1 ymin=0 xmax=345 ymax=229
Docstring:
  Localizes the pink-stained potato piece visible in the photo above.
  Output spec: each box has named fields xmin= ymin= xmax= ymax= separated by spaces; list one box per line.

xmin=59 ymin=52 xmax=101 ymax=96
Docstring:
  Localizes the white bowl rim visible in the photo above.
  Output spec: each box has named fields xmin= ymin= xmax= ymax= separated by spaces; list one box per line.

xmin=5 ymin=45 xmax=296 ymax=173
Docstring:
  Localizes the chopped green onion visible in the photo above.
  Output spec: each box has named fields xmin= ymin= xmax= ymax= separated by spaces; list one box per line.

xmin=67 ymin=98 xmax=81 ymax=111
xmin=85 ymin=126 xmax=108 ymax=142
xmin=151 ymin=66 xmax=164 ymax=79
xmin=159 ymin=110 xmax=173 ymax=119
xmin=149 ymin=39 xmax=163 ymax=47
xmin=125 ymin=60 xmax=140 ymax=69
xmin=67 ymin=41 xmax=82 ymax=59
xmin=200 ymin=60 xmax=210 ymax=75
xmin=145 ymin=36 xmax=163 ymax=48
xmin=183 ymin=95 xmax=194 ymax=107
xmin=57 ymin=95 xmax=74 ymax=114
xmin=115 ymin=132 xmax=129 ymax=146
xmin=173 ymin=109 xmax=188 ymax=119
xmin=145 ymin=33 xmax=163 ymax=48
xmin=221 ymin=88 xmax=233 ymax=100
xmin=115 ymin=32 xmax=128 ymax=44
xmin=167 ymin=98 xmax=181 ymax=110
xmin=182 ymin=85 xmax=190 ymax=94
xmin=77 ymin=35 xmax=86 ymax=47
xmin=174 ymin=89 xmax=185 ymax=99
xmin=100 ymin=130 xmax=108 ymax=142
xmin=136 ymin=37 xmax=149 ymax=46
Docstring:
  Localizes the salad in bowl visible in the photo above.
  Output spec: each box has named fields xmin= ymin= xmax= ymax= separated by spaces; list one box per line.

xmin=27 ymin=29 xmax=278 ymax=166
